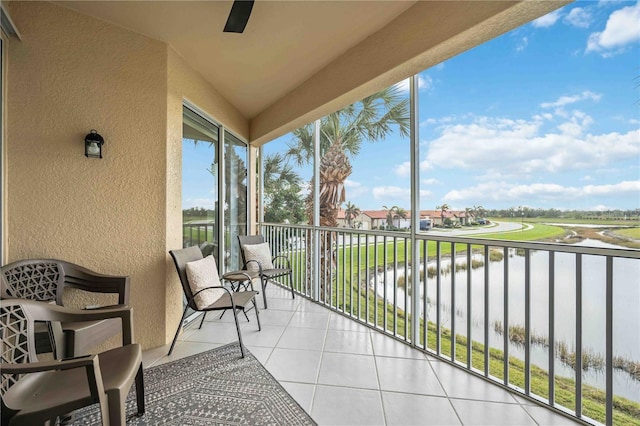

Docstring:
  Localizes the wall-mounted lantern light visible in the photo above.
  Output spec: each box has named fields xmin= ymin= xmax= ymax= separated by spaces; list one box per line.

xmin=84 ymin=129 xmax=104 ymax=159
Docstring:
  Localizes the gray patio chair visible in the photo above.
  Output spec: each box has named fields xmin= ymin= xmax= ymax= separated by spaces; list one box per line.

xmin=237 ymin=235 xmax=295 ymax=309
xmin=1 ymin=259 xmax=130 ymax=359
xmin=0 ymin=299 xmax=144 ymax=425
xmin=168 ymin=246 xmax=261 ymax=358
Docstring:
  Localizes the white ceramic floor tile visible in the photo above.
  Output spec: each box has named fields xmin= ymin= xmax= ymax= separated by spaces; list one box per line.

xmin=429 ymin=361 xmax=519 ymax=403
xmin=324 ymin=329 xmax=373 ymax=355
xmin=382 ymin=392 xmax=462 ymax=425
xmin=311 ymin=385 xmax=385 ymax=426
xmin=288 ymin=311 xmax=331 ymax=329
xmin=240 ymin=324 xmax=286 ymax=347
xmin=264 ymin=348 xmax=322 ymax=383
xmin=277 ymin=326 xmax=327 ymax=351
xmin=246 ymin=345 xmax=273 ymax=365
xmin=376 ymin=356 xmax=446 ymax=396
xmin=280 ymin=381 xmax=316 ymax=413
xmin=450 ymin=399 xmax=537 ymax=425
xmin=252 ymin=308 xmax=294 ymax=327
xmin=370 ymin=332 xmax=427 ymax=359
xmin=522 ymin=405 xmax=581 ymax=425
xmin=317 ymin=352 xmax=379 ymax=389
xmin=328 ymin=313 xmax=372 ymax=332
xmin=183 ymin=321 xmax=243 ymax=344
xmin=262 ymin=297 xmax=300 ymax=311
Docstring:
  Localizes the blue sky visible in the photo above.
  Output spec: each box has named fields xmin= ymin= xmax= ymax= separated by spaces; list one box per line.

xmin=264 ymin=0 xmax=640 ymax=213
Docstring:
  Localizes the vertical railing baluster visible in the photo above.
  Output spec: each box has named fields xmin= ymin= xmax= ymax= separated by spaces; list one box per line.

xmin=484 ymin=245 xmax=490 ymax=377
xmin=525 ymin=248 xmax=531 ymax=395
xmin=436 ymin=241 xmax=441 ymax=355
xmin=365 ymin=234 xmax=370 ymax=324
xmin=467 ymin=243 xmax=472 ymax=368
xmin=504 ymin=246 xmax=509 ymax=385
xmin=404 ymin=237 xmax=409 ymax=341
xmin=424 ymin=239 xmax=429 ymax=351
xmin=374 ymin=236 xmax=379 ymax=328
xmin=549 ymin=251 xmax=555 ymax=405
xmin=342 ymin=232 xmax=346 ymax=313
xmin=357 ymin=235 xmax=362 ymax=320
xmin=575 ymin=253 xmax=582 ymax=418
xmin=383 ymin=236 xmax=388 ymax=333
xmin=350 ymin=232 xmax=354 ymax=317
xmin=606 ymin=256 xmax=613 ymax=426
xmin=393 ymin=237 xmax=398 ymax=335
xmin=451 ymin=242 xmax=456 ymax=362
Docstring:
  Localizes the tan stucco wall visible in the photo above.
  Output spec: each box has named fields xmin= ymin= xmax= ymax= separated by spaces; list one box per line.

xmin=165 ymin=47 xmax=247 ymax=341
xmin=6 ymin=1 xmax=249 ymax=349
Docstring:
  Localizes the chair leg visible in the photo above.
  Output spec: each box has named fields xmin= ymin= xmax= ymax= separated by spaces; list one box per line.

xmin=242 ymin=310 xmax=250 ymax=322
xmin=135 ymin=365 xmax=145 ymax=416
xmin=253 ymin=298 xmax=262 ymax=331
xmin=288 ymin=271 xmax=295 ymax=299
xmin=261 ymin=276 xmax=268 ymax=309
xmin=198 ymin=312 xmax=207 ymax=329
xmin=231 ymin=308 xmax=245 ymax=358
xmin=168 ymin=305 xmax=189 ymax=356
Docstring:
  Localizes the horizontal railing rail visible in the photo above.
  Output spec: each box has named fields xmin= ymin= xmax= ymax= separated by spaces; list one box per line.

xmin=259 ymin=222 xmax=640 ymax=426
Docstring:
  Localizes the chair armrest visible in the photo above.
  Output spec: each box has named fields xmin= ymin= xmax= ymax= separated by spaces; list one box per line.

xmin=189 ymin=286 xmax=236 ymax=308
xmin=244 ymin=260 xmax=263 ymax=274
xmin=61 ymin=262 xmax=130 ymax=305
xmin=0 ymin=355 xmax=96 ymax=375
xmin=272 ymin=254 xmax=291 ymax=269
xmin=31 ymin=302 xmax=135 ymax=346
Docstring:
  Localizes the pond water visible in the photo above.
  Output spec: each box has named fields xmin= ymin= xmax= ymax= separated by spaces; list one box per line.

xmin=372 ymin=240 xmax=640 ymax=402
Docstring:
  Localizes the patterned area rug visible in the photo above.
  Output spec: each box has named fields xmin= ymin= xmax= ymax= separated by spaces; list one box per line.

xmin=71 ymin=343 xmax=316 ymax=425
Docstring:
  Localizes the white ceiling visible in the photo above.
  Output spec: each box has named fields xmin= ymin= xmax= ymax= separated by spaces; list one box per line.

xmin=54 ymin=1 xmax=568 ymax=144
xmin=57 ymin=1 xmax=416 ymax=119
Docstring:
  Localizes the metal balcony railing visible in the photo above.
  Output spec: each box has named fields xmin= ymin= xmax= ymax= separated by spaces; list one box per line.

xmin=259 ymin=222 xmax=640 ymax=426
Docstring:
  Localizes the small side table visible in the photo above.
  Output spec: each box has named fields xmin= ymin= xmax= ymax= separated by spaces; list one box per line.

xmin=222 ymin=270 xmax=259 ymax=292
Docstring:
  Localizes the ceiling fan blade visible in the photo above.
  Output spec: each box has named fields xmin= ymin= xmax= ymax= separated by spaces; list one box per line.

xmin=223 ymin=0 xmax=254 ymax=33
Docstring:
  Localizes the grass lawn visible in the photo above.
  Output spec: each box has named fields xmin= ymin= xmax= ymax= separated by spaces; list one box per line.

xmin=612 ymin=227 xmax=640 ymax=240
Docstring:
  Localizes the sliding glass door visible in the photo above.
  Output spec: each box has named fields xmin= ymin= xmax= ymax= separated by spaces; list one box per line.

xmin=181 ymin=104 xmax=248 ymax=272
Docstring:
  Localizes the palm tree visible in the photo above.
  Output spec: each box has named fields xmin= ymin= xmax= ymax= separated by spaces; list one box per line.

xmin=383 ymin=205 xmax=398 ymax=230
xmin=395 ymin=207 xmax=408 ymax=229
xmin=473 ymin=205 xmax=486 ymax=220
xmin=344 ymin=201 xmax=361 ymax=229
xmin=287 ymin=86 xmax=410 ymax=298
xmin=262 ymin=153 xmax=305 ymax=223
xmin=436 ymin=204 xmax=450 ymax=226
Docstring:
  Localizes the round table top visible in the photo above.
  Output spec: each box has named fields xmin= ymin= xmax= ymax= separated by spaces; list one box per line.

xmin=222 ymin=270 xmax=258 ymax=281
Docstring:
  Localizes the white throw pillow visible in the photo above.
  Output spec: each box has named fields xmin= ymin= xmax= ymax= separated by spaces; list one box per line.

xmin=243 ymin=242 xmax=275 ymax=273
xmin=185 ymin=255 xmax=225 ymax=309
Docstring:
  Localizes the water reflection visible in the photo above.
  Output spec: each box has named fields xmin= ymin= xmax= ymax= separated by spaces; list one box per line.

xmin=374 ymin=241 xmax=639 ymax=402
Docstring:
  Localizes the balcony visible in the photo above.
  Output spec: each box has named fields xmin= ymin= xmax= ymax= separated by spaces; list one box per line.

xmin=144 ymin=286 xmax=578 ymax=425
xmin=175 ymin=223 xmax=640 ymax=425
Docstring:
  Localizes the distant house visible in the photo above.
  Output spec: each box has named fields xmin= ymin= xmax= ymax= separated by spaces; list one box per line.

xmin=336 ymin=209 xmax=373 ymax=230
xmin=419 ymin=210 xmax=469 ymax=226
xmin=338 ymin=208 xmax=470 ymax=229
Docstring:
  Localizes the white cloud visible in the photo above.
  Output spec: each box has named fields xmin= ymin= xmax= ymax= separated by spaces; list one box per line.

xmin=581 ymin=175 xmax=594 ymax=181
xmin=372 ymin=186 xmax=410 ymax=203
xmin=183 ymin=197 xmax=216 ymax=209
xmin=532 ymin=9 xmax=562 ymax=28
xmin=422 ymin=178 xmax=440 ymax=185
xmin=586 ymin=2 xmax=640 ymax=55
xmin=394 ymin=161 xmax=411 ymax=177
xmin=395 ymin=75 xmax=434 ymax=92
xmin=424 ymin=113 xmax=639 ymax=175
xmin=540 ymin=90 xmax=602 ymax=109
xmin=344 ymin=179 xmax=369 ymax=199
xmin=516 ymin=36 xmax=528 ymax=52
xmin=564 ymin=7 xmax=592 ymax=28
xmin=443 ymin=180 xmax=640 ymax=203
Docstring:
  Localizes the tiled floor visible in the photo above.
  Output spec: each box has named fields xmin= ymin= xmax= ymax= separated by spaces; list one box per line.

xmin=142 ymin=285 xmax=579 ymax=425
